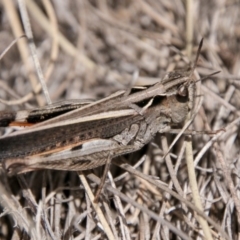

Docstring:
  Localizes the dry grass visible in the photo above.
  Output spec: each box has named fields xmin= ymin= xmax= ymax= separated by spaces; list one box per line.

xmin=0 ymin=0 xmax=240 ymax=239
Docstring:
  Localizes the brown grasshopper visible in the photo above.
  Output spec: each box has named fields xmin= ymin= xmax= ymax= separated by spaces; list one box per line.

xmin=0 ymin=39 xmax=216 ymax=177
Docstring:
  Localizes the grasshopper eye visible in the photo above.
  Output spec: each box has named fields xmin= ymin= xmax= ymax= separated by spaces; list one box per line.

xmin=177 ymin=85 xmax=188 ymax=97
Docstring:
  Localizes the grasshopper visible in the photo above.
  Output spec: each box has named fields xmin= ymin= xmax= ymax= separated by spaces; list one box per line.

xmin=0 ymin=39 xmax=215 ymax=178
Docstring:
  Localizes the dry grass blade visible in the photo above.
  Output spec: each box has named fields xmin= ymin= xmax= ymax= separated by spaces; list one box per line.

xmin=17 ymin=0 xmax=51 ymax=105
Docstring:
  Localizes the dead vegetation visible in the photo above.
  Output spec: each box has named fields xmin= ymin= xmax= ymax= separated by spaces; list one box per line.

xmin=0 ymin=0 xmax=240 ymax=239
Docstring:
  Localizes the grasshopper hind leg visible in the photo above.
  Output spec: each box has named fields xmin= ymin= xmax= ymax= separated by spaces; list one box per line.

xmin=93 ymin=153 xmax=112 ymax=203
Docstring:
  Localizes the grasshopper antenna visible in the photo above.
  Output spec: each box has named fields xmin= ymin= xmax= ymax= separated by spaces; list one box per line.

xmin=195 ymin=70 xmax=221 ymax=84
xmin=187 ymin=39 xmax=220 ymax=87
xmin=190 ymin=38 xmax=204 ymax=77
